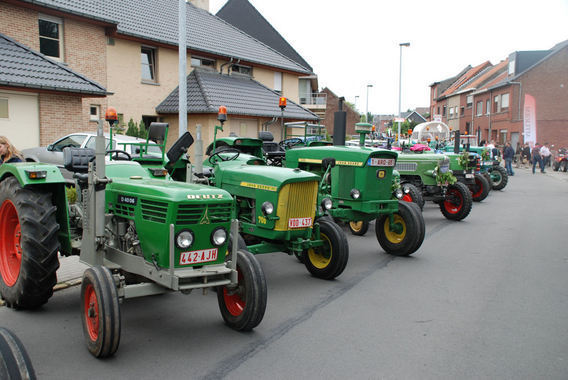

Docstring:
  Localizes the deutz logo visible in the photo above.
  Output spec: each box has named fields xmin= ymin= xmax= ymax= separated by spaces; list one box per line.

xmin=200 ymin=206 xmax=210 ymax=224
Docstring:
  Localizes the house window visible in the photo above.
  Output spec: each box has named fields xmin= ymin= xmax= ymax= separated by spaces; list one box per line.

xmin=494 ymin=95 xmax=500 ymax=113
xmin=466 ymin=95 xmax=473 ymax=108
xmin=449 ymin=107 xmax=454 ymax=119
xmin=486 ymin=100 xmax=490 ymax=115
xmin=501 ymin=93 xmax=509 ymax=111
xmin=141 ymin=47 xmax=157 ymax=82
xmin=476 ymin=101 xmax=483 ymax=116
xmin=0 ymin=99 xmax=8 ymax=119
xmin=274 ymin=72 xmax=282 ymax=94
xmin=460 ymin=106 xmax=465 ymax=116
xmin=231 ymin=64 xmax=252 ymax=76
xmin=89 ymin=105 xmax=100 ymax=121
xmin=39 ymin=14 xmax=63 ymax=60
xmin=190 ymin=56 xmax=215 ymax=69
xmin=437 ymin=106 xmax=440 ymax=114
xmin=442 ymin=106 xmax=446 ymax=116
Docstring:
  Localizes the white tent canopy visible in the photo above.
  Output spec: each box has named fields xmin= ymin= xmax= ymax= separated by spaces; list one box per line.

xmin=410 ymin=121 xmax=451 ymax=142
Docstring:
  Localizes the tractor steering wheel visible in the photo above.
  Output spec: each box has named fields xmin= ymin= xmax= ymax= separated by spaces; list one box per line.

xmin=208 ymin=147 xmax=240 ymax=164
xmin=279 ymin=138 xmax=303 ymax=150
xmin=106 ymin=149 xmax=132 ymax=161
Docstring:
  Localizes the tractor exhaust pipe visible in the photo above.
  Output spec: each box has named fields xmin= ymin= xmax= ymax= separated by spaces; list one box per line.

xmin=333 ymin=97 xmax=346 ymax=146
xmin=454 ymin=130 xmax=460 ymax=154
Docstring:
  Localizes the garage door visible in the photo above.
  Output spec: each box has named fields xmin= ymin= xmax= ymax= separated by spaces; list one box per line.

xmin=229 ymin=118 xmax=259 ymax=138
xmin=0 ymin=91 xmax=39 ymax=150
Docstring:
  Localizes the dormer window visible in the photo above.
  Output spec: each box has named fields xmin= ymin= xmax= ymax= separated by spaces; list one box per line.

xmin=191 ymin=56 xmax=216 ymax=69
xmin=231 ymin=64 xmax=252 ymax=76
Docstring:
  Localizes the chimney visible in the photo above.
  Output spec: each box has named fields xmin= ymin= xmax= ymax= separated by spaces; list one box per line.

xmin=189 ymin=0 xmax=209 ymax=11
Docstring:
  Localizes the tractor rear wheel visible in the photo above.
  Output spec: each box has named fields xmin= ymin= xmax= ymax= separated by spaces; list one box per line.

xmin=469 ymin=173 xmax=490 ymax=202
xmin=376 ymin=201 xmax=423 ymax=256
xmin=217 ymin=249 xmax=267 ymax=331
xmin=0 ymin=327 xmax=36 ymax=380
xmin=303 ymin=219 xmax=349 ymax=280
xmin=490 ymin=166 xmax=508 ymax=190
xmin=0 ymin=177 xmax=60 ymax=309
xmin=348 ymin=220 xmax=369 ymax=236
xmin=439 ymin=182 xmax=473 ymax=221
xmin=81 ymin=266 xmax=121 ymax=358
xmin=401 ymin=183 xmax=425 ymax=210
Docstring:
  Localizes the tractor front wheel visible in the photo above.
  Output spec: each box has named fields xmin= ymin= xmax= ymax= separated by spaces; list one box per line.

xmin=217 ymin=249 xmax=267 ymax=331
xmin=348 ymin=220 xmax=369 ymax=236
xmin=490 ymin=166 xmax=508 ymax=190
xmin=0 ymin=177 xmax=60 ymax=309
xmin=376 ymin=201 xmax=424 ymax=256
xmin=439 ymin=182 xmax=473 ymax=221
xmin=401 ymin=183 xmax=425 ymax=210
xmin=0 ymin=327 xmax=36 ymax=380
xmin=469 ymin=173 xmax=490 ymax=202
xmin=303 ymin=219 xmax=349 ymax=280
xmin=81 ymin=266 xmax=121 ymax=358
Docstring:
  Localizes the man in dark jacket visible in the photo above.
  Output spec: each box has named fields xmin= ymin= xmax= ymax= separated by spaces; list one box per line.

xmin=503 ymin=142 xmax=515 ymax=176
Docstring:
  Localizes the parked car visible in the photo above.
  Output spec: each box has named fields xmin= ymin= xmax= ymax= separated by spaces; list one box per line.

xmin=22 ymin=132 xmax=162 ymax=181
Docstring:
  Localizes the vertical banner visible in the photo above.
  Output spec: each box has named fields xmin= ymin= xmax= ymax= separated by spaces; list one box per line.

xmin=523 ymin=94 xmax=537 ymax=147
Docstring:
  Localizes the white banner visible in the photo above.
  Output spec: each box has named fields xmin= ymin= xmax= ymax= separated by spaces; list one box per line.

xmin=523 ymin=94 xmax=537 ymax=148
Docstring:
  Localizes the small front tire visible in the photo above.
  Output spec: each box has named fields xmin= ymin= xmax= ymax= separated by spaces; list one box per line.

xmin=0 ymin=327 xmax=36 ymax=380
xmin=376 ymin=201 xmax=424 ymax=256
xmin=490 ymin=166 xmax=508 ymax=190
xmin=303 ymin=219 xmax=349 ymax=280
xmin=401 ymin=183 xmax=425 ymax=210
xmin=81 ymin=266 xmax=121 ymax=358
xmin=469 ymin=173 xmax=490 ymax=202
xmin=348 ymin=220 xmax=369 ymax=236
xmin=217 ymin=249 xmax=267 ymax=331
xmin=439 ymin=182 xmax=473 ymax=221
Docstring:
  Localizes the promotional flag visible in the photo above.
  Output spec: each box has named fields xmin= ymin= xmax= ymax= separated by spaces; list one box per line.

xmin=523 ymin=94 xmax=537 ymax=148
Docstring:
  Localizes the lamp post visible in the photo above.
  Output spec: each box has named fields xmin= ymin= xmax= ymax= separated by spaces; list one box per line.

xmin=354 ymin=95 xmax=359 ymax=111
xmin=398 ymin=42 xmax=410 ymax=141
xmin=366 ymin=84 xmax=373 ymax=123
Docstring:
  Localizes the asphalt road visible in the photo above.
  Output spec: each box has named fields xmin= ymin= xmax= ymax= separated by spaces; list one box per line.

xmin=2 ymin=167 xmax=568 ymax=379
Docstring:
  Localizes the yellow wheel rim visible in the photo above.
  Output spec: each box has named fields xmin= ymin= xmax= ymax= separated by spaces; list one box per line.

xmin=307 ymin=233 xmax=332 ymax=269
xmin=349 ymin=221 xmax=364 ymax=233
xmin=383 ymin=214 xmax=406 ymax=244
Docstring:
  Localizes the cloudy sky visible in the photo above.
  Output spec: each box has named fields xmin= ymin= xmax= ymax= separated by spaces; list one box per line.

xmin=208 ymin=0 xmax=568 ymax=115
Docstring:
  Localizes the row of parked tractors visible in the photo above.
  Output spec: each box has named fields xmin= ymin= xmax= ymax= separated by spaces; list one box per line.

xmin=0 ymin=107 xmax=508 ymax=369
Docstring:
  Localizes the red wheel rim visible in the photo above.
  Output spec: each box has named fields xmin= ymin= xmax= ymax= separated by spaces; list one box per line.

xmin=443 ymin=188 xmax=463 ymax=214
xmin=402 ymin=194 xmax=413 ymax=203
xmin=0 ymin=200 xmax=22 ymax=287
xmin=471 ymin=178 xmax=483 ymax=198
xmin=223 ymin=271 xmax=245 ymax=317
xmin=84 ymin=284 xmax=99 ymax=341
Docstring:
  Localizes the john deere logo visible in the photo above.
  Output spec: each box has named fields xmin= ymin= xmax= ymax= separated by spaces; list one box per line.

xmin=199 ymin=207 xmax=210 ymax=224
xmin=377 ymin=170 xmax=385 ymax=179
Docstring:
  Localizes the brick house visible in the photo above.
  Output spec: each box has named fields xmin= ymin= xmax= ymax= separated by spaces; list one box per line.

xmin=430 ymin=40 xmax=568 ymax=148
xmin=321 ymin=88 xmax=360 ymax=138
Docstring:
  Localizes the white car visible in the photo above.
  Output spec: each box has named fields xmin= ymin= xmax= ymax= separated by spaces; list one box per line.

xmin=22 ymin=132 xmax=162 ymax=180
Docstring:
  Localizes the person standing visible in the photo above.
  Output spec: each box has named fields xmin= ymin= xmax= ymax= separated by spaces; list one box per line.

xmin=532 ymin=143 xmax=544 ymax=174
xmin=522 ymin=143 xmax=531 ymax=167
xmin=0 ymin=136 xmax=23 ymax=164
xmin=503 ymin=142 xmax=515 ymax=176
xmin=540 ymin=142 xmax=551 ymax=169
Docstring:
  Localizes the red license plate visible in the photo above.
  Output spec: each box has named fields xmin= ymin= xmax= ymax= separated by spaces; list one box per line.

xmin=368 ymin=158 xmax=395 ymax=167
xmin=179 ymin=248 xmax=218 ymax=265
xmin=288 ymin=217 xmax=312 ymax=229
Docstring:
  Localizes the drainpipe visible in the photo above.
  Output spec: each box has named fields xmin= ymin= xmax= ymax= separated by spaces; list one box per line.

xmin=220 ymin=57 xmax=234 ymax=75
xmin=488 ymin=89 xmax=492 ymax=142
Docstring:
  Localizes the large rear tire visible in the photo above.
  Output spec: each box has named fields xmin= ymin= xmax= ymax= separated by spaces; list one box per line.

xmin=0 ymin=327 xmax=36 ymax=380
xmin=0 ymin=177 xmax=60 ymax=309
xmin=469 ymin=173 xmax=490 ymax=202
xmin=348 ymin=220 xmax=369 ymax=236
xmin=376 ymin=201 xmax=423 ymax=256
xmin=81 ymin=266 xmax=121 ymax=358
xmin=303 ymin=219 xmax=349 ymax=280
xmin=439 ymin=182 xmax=473 ymax=221
xmin=217 ymin=249 xmax=267 ymax=331
xmin=490 ymin=166 xmax=508 ymax=190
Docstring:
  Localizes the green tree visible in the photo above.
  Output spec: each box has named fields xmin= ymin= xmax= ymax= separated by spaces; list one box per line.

xmin=138 ymin=120 xmax=147 ymax=139
xmin=125 ymin=118 xmax=138 ymax=137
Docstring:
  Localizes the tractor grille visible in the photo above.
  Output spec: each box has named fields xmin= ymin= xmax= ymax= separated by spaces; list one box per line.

xmin=113 ymin=204 xmax=135 ymax=218
xmin=140 ymin=199 xmax=168 ymax=223
xmin=274 ymin=181 xmax=318 ymax=231
xmin=395 ymin=162 xmax=418 ymax=172
xmin=176 ymin=202 xmax=232 ymax=225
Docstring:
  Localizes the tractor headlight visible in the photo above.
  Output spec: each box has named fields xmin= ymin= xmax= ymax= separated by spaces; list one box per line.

xmin=176 ymin=230 xmax=194 ymax=249
xmin=350 ymin=188 xmax=361 ymax=199
xmin=403 ymin=186 xmax=410 ymax=194
xmin=261 ymin=201 xmax=274 ymax=215
xmin=321 ymin=197 xmax=332 ymax=210
xmin=394 ymin=188 xmax=404 ymax=199
xmin=211 ymin=227 xmax=227 ymax=246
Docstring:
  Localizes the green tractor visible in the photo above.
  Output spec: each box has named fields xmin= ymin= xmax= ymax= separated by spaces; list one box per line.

xmin=283 ymin=123 xmax=425 ymax=257
xmin=395 ymin=151 xmax=473 ymax=221
xmin=0 ymin=114 xmax=267 ymax=358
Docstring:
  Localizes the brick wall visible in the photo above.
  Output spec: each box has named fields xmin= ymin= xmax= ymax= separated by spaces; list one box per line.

xmin=38 ymin=93 xmax=85 ymax=144
xmin=0 ymin=3 xmax=39 ymax=50
xmin=322 ymin=88 xmax=360 ymax=138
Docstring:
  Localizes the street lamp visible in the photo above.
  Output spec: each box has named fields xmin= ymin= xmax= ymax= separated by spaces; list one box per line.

xmin=366 ymin=84 xmax=373 ymax=123
xmin=354 ymin=95 xmax=359 ymax=110
xmin=398 ymin=42 xmax=410 ymax=141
